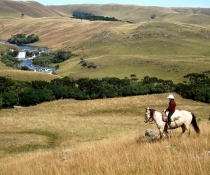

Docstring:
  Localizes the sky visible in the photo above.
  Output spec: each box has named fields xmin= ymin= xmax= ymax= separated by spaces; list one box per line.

xmin=26 ymin=0 xmax=210 ymax=8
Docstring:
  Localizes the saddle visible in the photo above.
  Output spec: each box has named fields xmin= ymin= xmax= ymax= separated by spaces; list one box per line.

xmin=162 ymin=110 xmax=182 ymax=122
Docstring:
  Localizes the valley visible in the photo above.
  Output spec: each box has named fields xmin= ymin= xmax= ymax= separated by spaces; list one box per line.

xmin=0 ymin=2 xmax=210 ymax=83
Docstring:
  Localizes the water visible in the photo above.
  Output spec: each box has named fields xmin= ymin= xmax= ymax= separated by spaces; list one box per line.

xmin=17 ymin=51 xmax=26 ymax=59
xmin=19 ymin=45 xmax=48 ymax=52
xmin=17 ymin=45 xmax=56 ymax=74
xmin=20 ymin=59 xmax=56 ymax=74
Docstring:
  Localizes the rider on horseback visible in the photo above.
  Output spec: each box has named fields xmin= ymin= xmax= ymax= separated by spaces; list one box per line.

xmin=165 ymin=94 xmax=176 ymax=129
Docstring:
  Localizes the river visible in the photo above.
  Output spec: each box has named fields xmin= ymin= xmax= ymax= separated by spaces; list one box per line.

xmin=0 ymin=41 xmax=57 ymax=74
xmin=19 ymin=45 xmax=56 ymax=74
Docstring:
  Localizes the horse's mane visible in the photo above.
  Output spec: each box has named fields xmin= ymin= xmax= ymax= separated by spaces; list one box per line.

xmin=149 ymin=108 xmax=156 ymax=116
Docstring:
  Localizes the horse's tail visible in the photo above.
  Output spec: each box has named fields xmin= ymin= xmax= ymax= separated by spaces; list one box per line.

xmin=191 ymin=113 xmax=200 ymax=134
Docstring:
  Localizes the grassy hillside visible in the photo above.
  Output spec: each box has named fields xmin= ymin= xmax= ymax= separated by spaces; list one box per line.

xmin=49 ymin=4 xmax=172 ymax=22
xmin=0 ymin=2 xmax=210 ymax=82
xmin=0 ymin=0 xmax=58 ymax=18
xmin=0 ymin=93 xmax=209 ymax=174
xmin=1 ymin=16 xmax=210 ymax=83
xmin=0 ymin=70 xmax=61 ymax=81
xmin=62 ymin=20 xmax=210 ymax=82
xmin=49 ymin=4 xmax=210 ymax=24
xmin=1 ymin=1 xmax=210 ymax=22
xmin=0 ymin=42 xmax=17 ymax=53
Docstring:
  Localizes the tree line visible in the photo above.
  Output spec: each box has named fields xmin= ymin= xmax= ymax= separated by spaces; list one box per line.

xmin=0 ymin=72 xmax=210 ymax=109
xmin=72 ymin=12 xmax=119 ymax=21
xmin=8 ymin=34 xmax=39 ymax=45
xmin=175 ymin=71 xmax=210 ymax=103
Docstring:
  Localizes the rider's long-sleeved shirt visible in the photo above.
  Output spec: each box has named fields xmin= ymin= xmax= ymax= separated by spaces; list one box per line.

xmin=166 ymin=100 xmax=176 ymax=112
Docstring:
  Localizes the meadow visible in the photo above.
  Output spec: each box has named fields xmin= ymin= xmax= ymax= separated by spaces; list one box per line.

xmin=0 ymin=93 xmax=209 ymax=175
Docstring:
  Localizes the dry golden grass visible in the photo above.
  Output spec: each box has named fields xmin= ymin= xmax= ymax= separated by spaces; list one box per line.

xmin=0 ymin=16 xmax=127 ymax=50
xmin=0 ymin=93 xmax=209 ymax=174
xmin=0 ymin=43 xmax=17 ymax=53
xmin=0 ymin=129 xmax=209 ymax=175
xmin=0 ymin=69 xmax=61 ymax=81
xmin=0 ymin=1 xmax=58 ymax=18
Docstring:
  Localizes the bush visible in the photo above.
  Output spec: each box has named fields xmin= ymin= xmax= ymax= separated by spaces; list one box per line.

xmin=21 ymin=66 xmax=31 ymax=71
xmin=33 ymin=50 xmax=72 ymax=66
xmin=8 ymin=34 xmax=39 ymax=45
xmin=151 ymin=14 xmax=156 ymax=19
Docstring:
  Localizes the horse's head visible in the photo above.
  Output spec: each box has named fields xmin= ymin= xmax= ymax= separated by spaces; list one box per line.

xmin=144 ymin=107 xmax=155 ymax=123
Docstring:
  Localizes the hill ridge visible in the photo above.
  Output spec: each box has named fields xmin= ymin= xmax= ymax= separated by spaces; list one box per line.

xmin=0 ymin=1 xmax=210 ymax=24
xmin=0 ymin=0 xmax=59 ymax=18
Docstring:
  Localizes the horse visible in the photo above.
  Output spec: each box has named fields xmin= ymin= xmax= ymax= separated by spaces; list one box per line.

xmin=144 ymin=107 xmax=200 ymax=139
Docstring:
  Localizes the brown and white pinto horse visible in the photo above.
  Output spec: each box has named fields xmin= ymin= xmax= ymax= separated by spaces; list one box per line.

xmin=144 ymin=107 xmax=200 ymax=139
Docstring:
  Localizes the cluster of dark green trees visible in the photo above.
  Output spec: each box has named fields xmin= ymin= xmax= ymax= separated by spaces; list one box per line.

xmin=8 ymin=34 xmax=39 ymax=45
xmin=33 ymin=50 xmax=72 ymax=67
xmin=175 ymin=72 xmax=210 ymax=103
xmin=0 ymin=72 xmax=210 ymax=109
xmin=0 ymin=49 xmax=20 ymax=68
xmin=72 ymin=12 xmax=119 ymax=21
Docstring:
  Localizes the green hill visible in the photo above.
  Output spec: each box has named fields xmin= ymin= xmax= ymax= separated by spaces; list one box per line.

xmin=0 ymin=1 xmax=210 ymax=83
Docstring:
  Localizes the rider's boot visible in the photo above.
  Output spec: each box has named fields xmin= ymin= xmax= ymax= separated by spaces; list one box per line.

xmin=167 ymin=122 xmax=171 ymax=129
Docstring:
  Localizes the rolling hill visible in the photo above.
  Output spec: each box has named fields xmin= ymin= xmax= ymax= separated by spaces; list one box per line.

xmin=0 ymin=0 xmax=59 ymax=18
xmin=0 ymin=1 xmax=210 ymax=83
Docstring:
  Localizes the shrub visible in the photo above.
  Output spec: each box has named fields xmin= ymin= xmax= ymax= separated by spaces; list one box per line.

xmin=151 ymin=14 xmax=156 ymax=19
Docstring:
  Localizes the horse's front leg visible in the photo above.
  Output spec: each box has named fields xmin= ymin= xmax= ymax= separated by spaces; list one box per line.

xmin=159 ymin=124 xmax=170 ymax=139
xmin=163 ymin=123 xmax=169 ymax=138
xmin=159 ymin=128 xmax=165 ymax=139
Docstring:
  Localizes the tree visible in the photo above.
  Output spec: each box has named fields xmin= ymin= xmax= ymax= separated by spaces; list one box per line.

xmin=0 ymin=77 xmax=15 ymax=94
xmin=52 ymin=50 xmax=72 ymax=63
xmin=20 ymin=87 xmax=40 ymax=106
xmin=8 ymin=34 xmax=39 ymax=45
xmin=21 ymin=66 xmax=30 ymax=71
xmin=184 ymin=73 xmax=207 ymax=85
xmin=2 ymin=91 xmax=18 ymax=108
xmin=31 ymin=80 xmax=50 ymax=89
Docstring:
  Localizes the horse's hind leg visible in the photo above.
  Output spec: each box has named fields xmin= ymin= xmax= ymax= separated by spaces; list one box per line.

xmin=182 ymin=124 xmax=191 ymax=136
xmin=186 ymin=125 xmax=191 ymax=136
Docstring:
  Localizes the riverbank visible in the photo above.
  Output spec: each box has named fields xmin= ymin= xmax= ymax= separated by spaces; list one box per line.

xmin=0 ymin=40 xmax=56 ymax=74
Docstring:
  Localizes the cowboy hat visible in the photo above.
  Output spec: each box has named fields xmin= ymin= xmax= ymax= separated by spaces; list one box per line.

xmin=167 ymin=94 xmax=174 ymax=99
